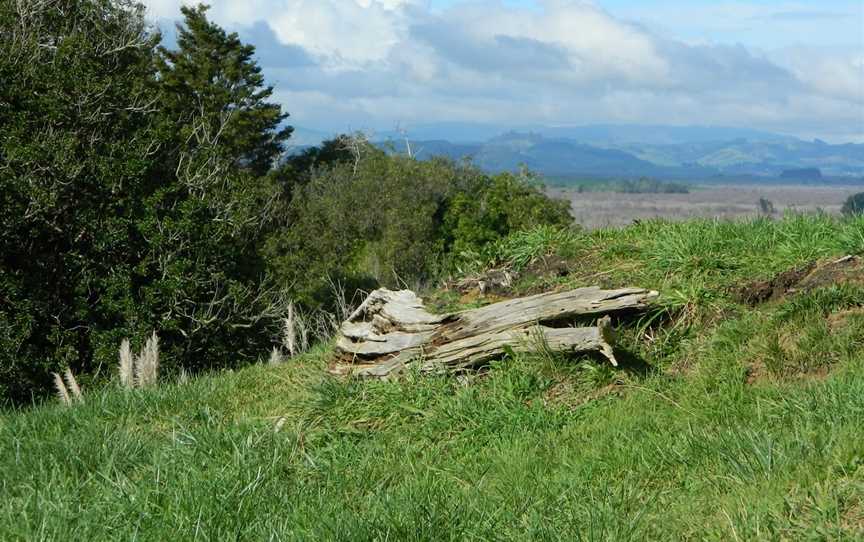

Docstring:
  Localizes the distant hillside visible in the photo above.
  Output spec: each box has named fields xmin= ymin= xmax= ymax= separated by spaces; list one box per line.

xmin=473 ymin=133 xmax=708 ymax=178
xmin=378 ymin=122 xmax=794 ymax=146
xmin=375 ymin=126 xmax=864 ymax=181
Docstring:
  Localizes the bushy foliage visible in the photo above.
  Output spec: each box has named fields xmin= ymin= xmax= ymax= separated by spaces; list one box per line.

xmin=0 ymin=3 xmax=572 ymax=404
xmin=265 ymin=137 xmax=572 ymax=308
xmin=135 ymin=5 xmax=294 ymax=371
xmin=441 ymin=169 xmax=572 ymax=258
xmin=0 ymin=2 xmax=291 ymax=403
xmin=842 ymin=192 xmax=864 ymax=216
xmin=0 ymin=0 xmax=163 ymax=402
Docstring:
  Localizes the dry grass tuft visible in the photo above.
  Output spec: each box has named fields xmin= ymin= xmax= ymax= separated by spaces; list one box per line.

xmin=283 ymin=302 xmax=308 ymax=358
xmin=178 ymin=367 xmax=189 ymax=385
xmin=63 ymin=368 xmax=83 ymax=403
xmin=53 ymin=368 xmax=84 ymax=406
xmin=119 ymin=338 xmax=134 ymax=388
xmin=135 ymin=332 xmax=160 ymax=388
xmin=118 ymin=331 xmax=161 ymax=389
xmin=52 ymin=373 xmax=71 ymax=406
xmin=268 ymin=346 xmax=284 ymax=366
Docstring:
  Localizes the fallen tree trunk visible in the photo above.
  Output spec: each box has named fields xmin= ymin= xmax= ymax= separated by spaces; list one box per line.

xmin=331 ymin=286 xmax=658 ymax=378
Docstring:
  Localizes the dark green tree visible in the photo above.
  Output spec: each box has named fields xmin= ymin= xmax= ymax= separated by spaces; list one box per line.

xmin=134 ymin=4 xmax=294 ymax=373
xmin=0 ymin=0 xmax=162 ymax=402
xmin=155 ymin=4 xmax=292 ymax=176
xmin=0 ymin=1 xmax=294 ymax=403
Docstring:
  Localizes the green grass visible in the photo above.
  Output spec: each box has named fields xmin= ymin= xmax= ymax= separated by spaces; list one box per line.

xmin=2 ymin=214 xmax=864 ymax=540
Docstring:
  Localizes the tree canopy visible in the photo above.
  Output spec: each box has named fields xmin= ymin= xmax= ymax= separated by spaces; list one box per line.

xmin=0 ymin=1 xmax=573 ymax=405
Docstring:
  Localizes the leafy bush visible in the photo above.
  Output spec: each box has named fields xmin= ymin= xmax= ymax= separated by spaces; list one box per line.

xmin=265 ymin=137 xmax=573 ymax=309
xmin=0 ymin=3 xmax=573 ymax=404
xmin=441 ymin=169 xmax=573 ymax=260
xmin=0 ymin=2 xmax=290 ymax=404
xmin=0 ymin=0 xmax=162 ymax=402
xmin=841 ymin=192 xmax=864 ymax=216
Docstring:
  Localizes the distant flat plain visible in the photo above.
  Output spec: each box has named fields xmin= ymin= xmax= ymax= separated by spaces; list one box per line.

xmin=550 ymin=184 xmax=864 ymax=228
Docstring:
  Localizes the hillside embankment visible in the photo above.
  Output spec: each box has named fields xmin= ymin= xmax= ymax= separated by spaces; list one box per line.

xmin=2 ymin=215 xmax=863 ymax=540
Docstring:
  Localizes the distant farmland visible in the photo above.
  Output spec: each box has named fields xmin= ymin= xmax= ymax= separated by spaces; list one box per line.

xmin=551 ymin=184 xmax=864 ymax=228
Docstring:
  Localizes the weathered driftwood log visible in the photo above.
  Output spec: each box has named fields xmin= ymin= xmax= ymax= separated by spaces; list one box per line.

xmin=331 ymin=286 xmax=658 ymax=378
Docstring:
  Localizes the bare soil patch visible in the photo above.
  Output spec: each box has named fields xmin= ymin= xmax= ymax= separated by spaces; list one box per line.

xmin=736 ymin=255 xmax=864 ymax=306
xmin=828 ymin=307 xmax=864 ymax=331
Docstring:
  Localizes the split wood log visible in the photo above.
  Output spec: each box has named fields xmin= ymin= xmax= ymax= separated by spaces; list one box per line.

xmin=331 ymin=286 xmax=658 ymax=378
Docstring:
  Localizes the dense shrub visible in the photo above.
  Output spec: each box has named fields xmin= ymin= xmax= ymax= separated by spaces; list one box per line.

xmin=0 ymin=3 xmax=572 ymax=404
xmin=265 ymin=138 xmax=572 ymax=309
xmin=441 ymin=169 xmax=572 ymax=258
xmin=842 ymin=192 xmax=864 ymax=216
xmin=0 ymin=0 xmax=163 ymax=402
xmin=0 ymin=2 xmax=291 ymax=404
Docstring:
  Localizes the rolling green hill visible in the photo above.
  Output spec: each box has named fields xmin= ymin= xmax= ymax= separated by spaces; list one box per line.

xmin=2 ymin=215 xmax=864 ymax=540
xmin=378 ymin=128 xmax=864 ymax=180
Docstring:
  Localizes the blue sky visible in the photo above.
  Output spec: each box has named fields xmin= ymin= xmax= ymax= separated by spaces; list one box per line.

xmin=145 ymin=0 xmax=863 ymax=141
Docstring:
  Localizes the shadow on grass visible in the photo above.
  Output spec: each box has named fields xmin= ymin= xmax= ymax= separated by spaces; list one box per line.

xmin=612 ymin=348 xmax=653 ymax=378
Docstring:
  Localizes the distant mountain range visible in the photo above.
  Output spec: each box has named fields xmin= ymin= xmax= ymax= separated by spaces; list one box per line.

xmin=289 ymin=123 xmax=864 ymax=182
xmin=377 ymin=123 xmax=795 ymax=146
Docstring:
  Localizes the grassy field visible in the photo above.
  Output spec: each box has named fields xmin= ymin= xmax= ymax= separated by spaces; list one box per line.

xmin=550 ymin=184 xmax=864 ymax=228
xmin=2 ymin=214 xmax=864 ymax=540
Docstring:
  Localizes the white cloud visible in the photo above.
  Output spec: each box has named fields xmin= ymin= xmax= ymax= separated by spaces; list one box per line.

xmin=141 ymin=0 xmax=186 ymax=19
xmin=267 ymin=0 xmax=408 ymax=66
xmin=773 ymin=47 xmax=864 ymax=104
xmin=141 ymin=0 xmax=864 ymax=140
xmin=424 ymin=1 xmax=671 ymax=86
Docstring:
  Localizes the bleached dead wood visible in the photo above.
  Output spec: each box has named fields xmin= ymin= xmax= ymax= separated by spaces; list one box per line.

xmin=331 ymin=286 xmax=658 ymax=378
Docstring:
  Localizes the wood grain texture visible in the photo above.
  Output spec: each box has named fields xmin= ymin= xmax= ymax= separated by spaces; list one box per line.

xmin=332 ymin=286 xmax=658 ymax=378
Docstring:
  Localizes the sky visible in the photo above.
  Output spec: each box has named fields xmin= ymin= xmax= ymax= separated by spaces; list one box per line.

xmin=143 ymin=0 xmax=864 ymax=142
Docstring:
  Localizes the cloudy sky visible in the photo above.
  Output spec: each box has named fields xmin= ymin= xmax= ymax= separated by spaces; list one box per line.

xmin=143 ymin=0 xmax=864 ymax=142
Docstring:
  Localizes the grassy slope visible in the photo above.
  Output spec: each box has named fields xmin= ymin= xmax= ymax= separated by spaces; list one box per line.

xmin=2 ymin=215 xmax=864 ymax=541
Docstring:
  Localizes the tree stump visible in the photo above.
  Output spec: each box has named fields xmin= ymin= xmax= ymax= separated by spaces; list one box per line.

xmin=331 ymin=286 xmax=659 ymax=378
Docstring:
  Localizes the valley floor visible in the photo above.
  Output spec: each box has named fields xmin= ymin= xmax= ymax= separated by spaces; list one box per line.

xmin=553 ymin=184 xmax=864 ymax=228
xmin=2 ymin=215 xmax=864 ymax=540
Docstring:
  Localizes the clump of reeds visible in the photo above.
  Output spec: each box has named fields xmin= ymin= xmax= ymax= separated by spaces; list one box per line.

xmin=118 ymin=331 xmax=161 ymax=389
xmin=268 ymin=346 xmax=283 ymax=366
xmin=52 ymin=368 xmax=84 ymax=406
xmin=269 ymin=282 xmax=359 ymax=365
xmin=282 ymin=302 xmax=309 ymax=358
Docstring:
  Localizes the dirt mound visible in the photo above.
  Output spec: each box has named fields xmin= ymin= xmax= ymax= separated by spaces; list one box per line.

xmin=448 ymin=268 xmax=518 ymax=296
xmin=737 ymin=255 xmax=864 ymax=305
xmin=523 ymin=254 xmax=572 ymax=280
xmin=446 ymin=255 xmax=573 ymax=300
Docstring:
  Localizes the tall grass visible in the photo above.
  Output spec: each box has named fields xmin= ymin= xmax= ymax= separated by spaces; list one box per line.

xmin=118 ymin=338 xmax=133 ymax=387
xmin=116 ymin=332 xmax=161 ymax=390
xmin=3 ymin=215 xmax=863 ymax=540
